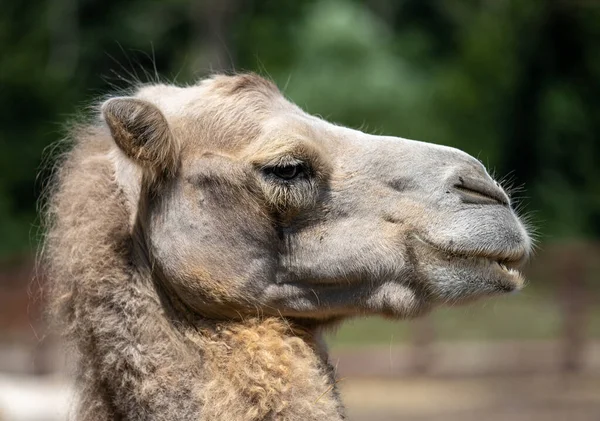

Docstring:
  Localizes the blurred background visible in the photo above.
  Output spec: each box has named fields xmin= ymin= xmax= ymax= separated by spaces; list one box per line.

xmin=1 ymin=0 xmax=599 ymax=420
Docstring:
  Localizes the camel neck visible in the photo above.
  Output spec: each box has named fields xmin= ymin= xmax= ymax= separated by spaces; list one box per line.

xmin=190 ymin=317 xmax=345 ymax=420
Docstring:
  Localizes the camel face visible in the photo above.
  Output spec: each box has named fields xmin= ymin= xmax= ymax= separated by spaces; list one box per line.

xmin=103 ymin=74 xmax=531 ymax=320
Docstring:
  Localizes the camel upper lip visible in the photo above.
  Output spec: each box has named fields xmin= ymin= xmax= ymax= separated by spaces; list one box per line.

xmin=414 ymin=235 xmax=528 ymax=270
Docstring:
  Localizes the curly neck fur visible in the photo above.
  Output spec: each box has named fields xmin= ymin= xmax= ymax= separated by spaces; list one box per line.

xmin=45 ymin=130 xmax=345 ymax=420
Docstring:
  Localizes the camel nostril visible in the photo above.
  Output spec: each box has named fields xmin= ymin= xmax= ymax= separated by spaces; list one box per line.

xmin=453 ymin=176 xmax=509 ymax=206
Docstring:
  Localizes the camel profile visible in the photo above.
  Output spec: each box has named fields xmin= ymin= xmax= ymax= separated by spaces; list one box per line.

xmin=43 ymin=73 xmax=531 ymax=420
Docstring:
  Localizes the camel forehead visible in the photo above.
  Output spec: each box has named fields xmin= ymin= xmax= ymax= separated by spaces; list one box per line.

xmin=136 ymin=75 xmax=338 ymax=157
xmin=136 ymin=74 xmax=287 ymax=119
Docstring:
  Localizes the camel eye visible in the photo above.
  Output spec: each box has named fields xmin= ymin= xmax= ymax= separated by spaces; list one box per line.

xmin=268 ymin=164 xmax=304 ymax=180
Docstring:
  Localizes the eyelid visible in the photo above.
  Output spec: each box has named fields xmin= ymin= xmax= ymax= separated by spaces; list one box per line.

xmin=259 ymin=155 xmax=305 ymax=170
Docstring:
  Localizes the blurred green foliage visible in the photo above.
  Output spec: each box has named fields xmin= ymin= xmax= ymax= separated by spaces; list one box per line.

xmin=1 ymin=0 xmax=599 ymax=258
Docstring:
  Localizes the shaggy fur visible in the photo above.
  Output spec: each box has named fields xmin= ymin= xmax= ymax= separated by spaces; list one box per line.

xmin=43 ymin=73 xmax=530 ymax=420
xmin=44 ymin=83 xmax=344 ymax=421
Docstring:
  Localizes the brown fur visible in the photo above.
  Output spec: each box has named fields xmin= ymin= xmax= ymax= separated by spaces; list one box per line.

xmin=43 ymin=77 xmax=345 ymax=420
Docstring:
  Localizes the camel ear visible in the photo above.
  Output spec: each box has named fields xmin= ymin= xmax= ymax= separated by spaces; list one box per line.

xmin=101 ymin=97 xmax=178 ymax=176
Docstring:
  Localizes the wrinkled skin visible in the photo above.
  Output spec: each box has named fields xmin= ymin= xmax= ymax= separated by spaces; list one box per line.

xmin=103 ymin=74 xmax=531 ymax=322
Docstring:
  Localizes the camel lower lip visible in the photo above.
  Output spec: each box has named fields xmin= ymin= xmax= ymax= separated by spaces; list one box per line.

xmin=444 ymin=253 xmax=526 ymax=293
xmin=415 ymin=235 xmax=526 ymax=291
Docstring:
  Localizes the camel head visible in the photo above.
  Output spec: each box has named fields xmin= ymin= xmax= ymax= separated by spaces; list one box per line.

xmin=101 ymin=74 xmax=531 ymax=321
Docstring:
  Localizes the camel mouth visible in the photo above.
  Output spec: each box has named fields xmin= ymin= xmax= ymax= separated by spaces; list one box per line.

xmin=468 ymin=255 xmax=525 ymax=292
xmin=414 ymin=235 xmax=528 ymax=294
xmin=414 ymin=234 xmax=528 ymax=263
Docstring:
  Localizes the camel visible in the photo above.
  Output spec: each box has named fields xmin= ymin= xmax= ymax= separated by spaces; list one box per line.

xmin=43 ymin=73 xmax=531 ymax=420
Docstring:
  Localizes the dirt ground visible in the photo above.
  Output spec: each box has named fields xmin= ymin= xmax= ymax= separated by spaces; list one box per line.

xmin=341 ymin=374 xmax=600 ymax=421
xmin=1 ymin=373 xmax=599 ymax=420
xmin=2 ymin=341 xmax=600 ymax=420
